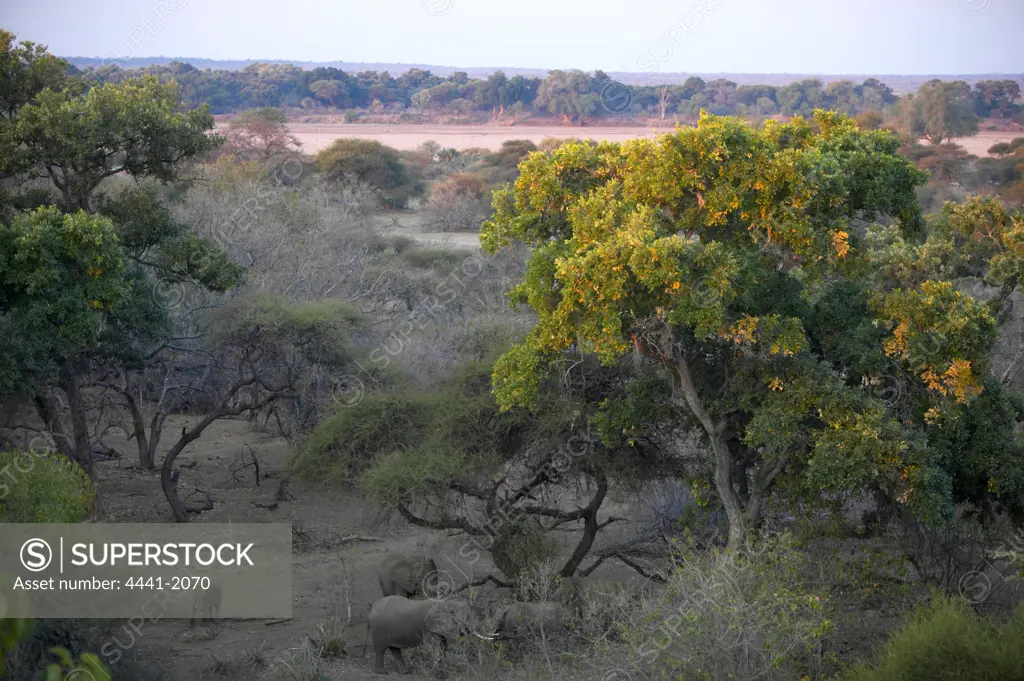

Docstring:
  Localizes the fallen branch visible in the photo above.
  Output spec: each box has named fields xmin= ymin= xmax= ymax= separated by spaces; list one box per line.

xmin=264 ymin=618 xmax=292 ymax=626
xmin=338 ymin=534 xmax=383 ymax=543
xmin=611 ymin=554 xmax=668 ymax=584
xmin=455 ymin=574 xmax=513 ymax=592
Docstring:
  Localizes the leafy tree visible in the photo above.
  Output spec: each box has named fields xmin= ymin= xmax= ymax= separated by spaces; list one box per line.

xmin=12 ymin=76 xmax=219 ymax=211
xmin=481 ymin=111 xmax=1018 ymax=547
xmin=1 ymin=43 xmax=244 ymax=481
xmin=534 ymin=70 xmax=598 ymax=124
xmin=0 ymin=29 xmax=71 ymax=120
xmin=309 ymin=79 xmax=350 ymax=109
xmin=972 ymin=79 xmax=1021 ymax=119
xmin=902 ymin=80 xmax=979 ymax=145
xmin=223 ymin=106 xmax=299 ymax=162
xmin=0 ymin=208 xmax=130 ymax=475
xmin=315 ymin=138 xmax=421 ymax=207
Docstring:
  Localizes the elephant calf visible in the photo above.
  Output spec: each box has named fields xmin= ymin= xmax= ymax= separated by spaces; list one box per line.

xmin=368 ymin=595 xmax=493 ymax=674
xmin=492 ymin=601 xmax=566 ymax=640
xmin=377 ymin=554 xmax=439 ymax=599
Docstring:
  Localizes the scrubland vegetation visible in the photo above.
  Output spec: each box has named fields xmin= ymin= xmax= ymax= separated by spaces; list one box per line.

xmin=2 ymin=28 xmax=1024 ymax=681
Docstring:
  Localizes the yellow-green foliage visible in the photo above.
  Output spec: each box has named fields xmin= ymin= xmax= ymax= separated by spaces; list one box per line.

xmin=0 ymin=449 xmax=94 ymax=522
xmin=844 ymin=595 xmax=1024 ymax=681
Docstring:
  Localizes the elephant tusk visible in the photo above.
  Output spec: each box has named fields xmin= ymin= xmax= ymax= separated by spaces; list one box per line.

xmin=473 ymin=632 xmax=496 ymax=640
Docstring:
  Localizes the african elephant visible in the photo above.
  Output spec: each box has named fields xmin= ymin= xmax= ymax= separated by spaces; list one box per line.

xmin=368 ymin=595 xmax=493 ymax=674
xmin=377 ymin=554 xmax=438 ymax=598
xmin=492 ymin=601 xmax=566 ymax=640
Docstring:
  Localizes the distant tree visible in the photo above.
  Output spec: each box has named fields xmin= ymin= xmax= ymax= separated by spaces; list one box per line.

xmin=224 ymin=106 xmax=299 ymax=162
xmin=680 ymin=76 xmax=707 ymax=101
xmin=315 ymin=138 xmax=421 ymax=208
xmin=309 ymin=79 xmax=351 ymax=109
xmin=777 ymin=79 xmax=826 ymax=116
xmin=534 ymin=70 xmax=598 ymax=124
xmin=902 ymin=80 xmax=979 ymax=145
xmin=972 ymin=79 xmax=1022 ymax=118
xmin=489 ymin=139 xmax=537 ymax=169
xmin=736 ymin=84 xmax=777 ymax=108
xmin=474 ymin=70 xmax=508 ymax=116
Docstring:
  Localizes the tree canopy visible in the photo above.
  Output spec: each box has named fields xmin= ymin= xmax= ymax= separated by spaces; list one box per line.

xmin=482 ymin=110 xmax=1021 ymax=547
xmin=901 ymin=79 xmax=980 ymax=145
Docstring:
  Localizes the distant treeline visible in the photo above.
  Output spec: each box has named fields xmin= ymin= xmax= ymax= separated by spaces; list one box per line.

xmin=73 ymin=61 xmax=1022 ymax=122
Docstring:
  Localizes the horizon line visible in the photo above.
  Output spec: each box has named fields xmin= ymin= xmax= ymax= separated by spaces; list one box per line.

xmin=59 ymin=55 xmax=1024 ymax=78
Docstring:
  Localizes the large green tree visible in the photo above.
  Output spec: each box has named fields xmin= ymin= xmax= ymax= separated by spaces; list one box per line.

xmin=901 ymin=79 xmax=979 ymax=145
xmin=0 ymin=208 xmax=129 ymax=476
xmin=1 ymin=36 xmax=243 ymax=480
xmin=482 ymin=111 xmax=1019 ymax=547
xmin=11 ymin=75 xmax=218 ymax=211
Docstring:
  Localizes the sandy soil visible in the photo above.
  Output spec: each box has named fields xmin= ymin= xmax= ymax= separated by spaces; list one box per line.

xmin=90 ymin=415 xmax=646 ymax=680
xmin=283 ymin=123 xmax=681 ymax=153
xmin=371 ymin=212 xmax=482 ymax=251
xmin=948 ymin=130 xmax=1022 ymax=157
xmin=274 ymin=123 xmax=1022 ymax=156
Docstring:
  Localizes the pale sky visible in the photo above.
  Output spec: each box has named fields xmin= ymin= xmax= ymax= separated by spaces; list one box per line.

xmin=1 ymin=0 xmax=1022 ymax=74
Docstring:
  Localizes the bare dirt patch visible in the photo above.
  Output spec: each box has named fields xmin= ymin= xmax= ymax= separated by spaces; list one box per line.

xmin=276 ymin=123 xmax=1023 ymax=156
xmin=282 ymin=123 xmax=681 ymax=154
xmin=92 ymin=415 xmax=645 ymax=680
xmin=370 ymin=212 xmax=481 ymax=251
xmin=945 ymin=130 xmax=1022 ymax=156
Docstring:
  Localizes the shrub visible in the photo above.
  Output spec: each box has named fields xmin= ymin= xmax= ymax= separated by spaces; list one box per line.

xmin=490 ymin=518 xmax=557 ymax=581
xmin=855 ymin=110 xmax=885 ymax=130
xmin=0 ymin=449 xmax=95 ymax=522
xmin=537 ymin=136 xmax=596 ymax=153
xmin=315 ymin=138 xmax=422 ymax=208
xmin=428 ymin=173 xmax=488 ymax=231
xmin=485 ymin=139 xmax=537 ymax=170
xmin=622 ymin=535 xmax=834 ymax=681
xmin=843 ymin=595 xmax=1024 ymax=681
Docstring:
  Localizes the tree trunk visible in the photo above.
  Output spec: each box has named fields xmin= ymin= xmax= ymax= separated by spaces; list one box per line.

xmin=160 ymin=452 xmax=188 ymax=523
xmin=559 ymin=473 xmax=609 ymax=576
xmin=33 ymin=394 xmax=74 ymax=461
xmin=123 ymin=390 xmax=153 ymax=469
xmin=633 ymin=334 xmax=749 ymax=548
xmin=59 ymin=363 xmax=96 ymax=481
xmin=671 ymin=354 xmax=747 ymax=547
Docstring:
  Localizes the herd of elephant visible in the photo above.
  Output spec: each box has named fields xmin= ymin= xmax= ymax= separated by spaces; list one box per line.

xmin=369 ymin=554 xmax=629 ymax=675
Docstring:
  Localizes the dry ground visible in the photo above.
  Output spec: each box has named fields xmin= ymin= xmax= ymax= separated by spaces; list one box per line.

xmin=271 ymin=123 xmax=1021 ymax=156
xmin=371 ymin=211 xmax=481 ymax=251
xmin=91 ymin=414 xmax=647 ymax=680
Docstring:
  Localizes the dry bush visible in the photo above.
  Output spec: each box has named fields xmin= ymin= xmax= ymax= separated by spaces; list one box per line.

xmin=177 ymin=170 xmax=391 ymax=304
xmin=258 ymin=640 xmax=326 ymax=681
xmin=890 ymin=504 xmax=1024 ymax=615
xmin=618 ymin=535 xmax=834 ymax=681
xmin=428 ymin=173 xmax=489 ymax=232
